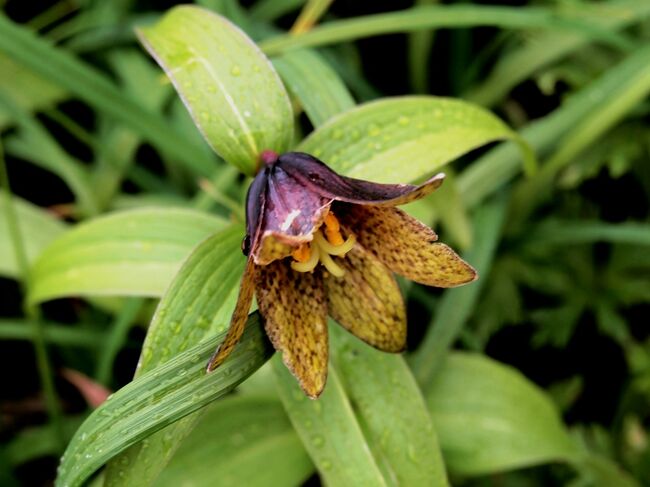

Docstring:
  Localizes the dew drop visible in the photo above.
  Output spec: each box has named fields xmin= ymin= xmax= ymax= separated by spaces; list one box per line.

xmin=243 ymin=110 xmax=252 ymax=118
xmin=311 ymin=435 xmax=325 ymax=447
xmin=207 ymin=85 xmax=217 ymax=93
xmin=321 ymin=459 xmax=333 ymax=470
xmin=398 ymin=115 xmax=410 ymax=126
xmin=231 ymin=65 xmax=241 ymax=76
xmin=332 ymin=129 xmax=343 ymax=140
xmin=367 ymin=124 xmax=381 ymax=136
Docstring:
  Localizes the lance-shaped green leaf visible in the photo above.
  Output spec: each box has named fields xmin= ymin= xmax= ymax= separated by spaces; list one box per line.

xmin=138 ymin=6 xmax=293 ymax=175
xmin=55 ymin=313 xmax=273 ymax=487
xmin=331 ymin=326 xmax=449 ymax=486
xmin=104 ymin=226 xmax=246 ymax=486
xmin=273 ymin=355 xmax=388 ymax=486
xmin=426 ymin=353 xmax=579 ymax=476
xmin=0 ymin=193 xmax=66 ymax=279
xmin=28 ymin=208 xmax=228 ymax=303
xmin=272 ymin=49 xmax=355 ymax=128
xmin=298 ymin=96 xmax=533 ymax=184
xmin=156 ymin=397 xmax=314 ymax=487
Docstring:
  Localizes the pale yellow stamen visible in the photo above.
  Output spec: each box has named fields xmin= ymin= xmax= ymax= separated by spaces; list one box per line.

xmin=319 ymin=250 xmax=345 ymax=278
xmin=314 ymin=231 xmax=356 ymax=256
xmin=291 ymin=244 xmax=320 ymax=272
xmin=290 ymin=212 xmax=355 ymax=277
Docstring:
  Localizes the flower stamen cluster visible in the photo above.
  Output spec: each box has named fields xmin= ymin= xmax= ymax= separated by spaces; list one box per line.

xmin=290 ymin=212 xmax=356 ymax=277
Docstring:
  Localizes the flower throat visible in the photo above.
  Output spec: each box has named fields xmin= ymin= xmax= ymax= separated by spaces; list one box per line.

xmin=290 ymin=212 xmax=355 ymax=277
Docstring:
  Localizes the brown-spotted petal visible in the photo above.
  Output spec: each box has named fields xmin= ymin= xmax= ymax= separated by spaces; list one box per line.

xmin=277 ymin=152 xmax=445 ymax=207
xmin=252 ymin=163 xmax=332 ymax=265
xmin=325 ymin=244 xmax=406 ymax=352
xmin=255 ymin=261 xmax=328 ymax=398
xmin=206 ymin=257 xmax=256 ymax=372
xmin=341 ymin=205 xmax=477 ymax=287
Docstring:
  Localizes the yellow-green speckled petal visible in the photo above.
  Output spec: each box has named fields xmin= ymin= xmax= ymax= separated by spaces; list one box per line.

xmin=255 ymin=261 xmax=328 ymax=398
xmin=341 ymin=205 xmax=477 ymax=288
xmin=206 ymin=257 xmax=256 ymax=371
xmin=325 ymin=244 xmax=406 ymax=352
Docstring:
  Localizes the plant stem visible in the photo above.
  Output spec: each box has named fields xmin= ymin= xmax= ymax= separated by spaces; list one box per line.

xmin=0 ymin=142 xmax=65 ymax=450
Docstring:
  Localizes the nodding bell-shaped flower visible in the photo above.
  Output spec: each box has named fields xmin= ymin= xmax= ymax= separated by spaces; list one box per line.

xmin=207 ymin=150 xmax=477 ymax=398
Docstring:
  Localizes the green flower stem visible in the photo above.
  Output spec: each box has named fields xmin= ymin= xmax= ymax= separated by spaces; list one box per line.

xmin=290 ymin=0 xmax=334 ymax=34
xmin=0 ymin=142 xmax=64 ymax=450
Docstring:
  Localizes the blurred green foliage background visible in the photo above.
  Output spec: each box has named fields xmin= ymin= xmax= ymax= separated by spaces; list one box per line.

xmin=1 ymin=0 xmax=649 ymax=486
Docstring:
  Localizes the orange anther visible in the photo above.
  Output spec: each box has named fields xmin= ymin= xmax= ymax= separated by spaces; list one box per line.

xmin=292 ymin=243 xmax=311 ymax=263
xmin=324 ymin=212 xmax=344 ymax=245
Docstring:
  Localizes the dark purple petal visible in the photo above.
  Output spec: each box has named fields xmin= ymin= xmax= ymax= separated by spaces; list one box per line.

xmin=246 ymin=162 xmax=332 ymax=264
xmin=243 ymin=169 xmax=268 ymax=255
xmin=277 ymin=152 xmax=445 ymax=206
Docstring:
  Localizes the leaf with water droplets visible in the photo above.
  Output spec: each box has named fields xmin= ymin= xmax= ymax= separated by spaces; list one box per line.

xmin=298 ymin=96 xmax=534 ymax=183
xmin=156 ymin=396 xmax=314 ymax=486
xmin=138 ymin=6 xmax=293 ymax=175
xmin=55 ymin=313 xmax=273 ymax=487
xmin=330 ymin=326 xmax=449 ymax=486
xmin=103 ymin=226 xmax=250 ymax=486
xmin=272 ymin=353 xmax=389 ymax=486
xmin=28 ymin=207 xmax=228 ymax=304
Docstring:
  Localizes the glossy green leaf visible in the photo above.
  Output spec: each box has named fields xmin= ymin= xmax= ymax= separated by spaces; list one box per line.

xmin=55 ymin=313 xmax=273 ymax=487
xmin=104 ymin=226 xmax=246 ymax=486
xmin=156 ymin=397 xmax=313 ymax=487
xmin=28 ymin=208 xmax=228 ymax=304
xmin=138 ymin=6 xmax=293 ymax=175
xmin=272 ymin=355 xmax=388 ymax=486
xmin=331 ymin=327 xmax=449 ymax=486
xmin=426 ymin=353 xmax=579 ymax=475
xmin=0 ymin=193 xmax=66 ymax=279
xmin=272 ymin=48 xmax=355 ymax=128
xmin=298 ymin=96 xmax=533 ymax=184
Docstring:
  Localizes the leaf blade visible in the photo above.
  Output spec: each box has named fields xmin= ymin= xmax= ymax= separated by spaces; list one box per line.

xmin=28 ymin=208 xmax=228 ymax=303
xmin=138 ymin=6 xmax=294 ymax=175
xmin=298 ymin=96 xmax=531 ymax=183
